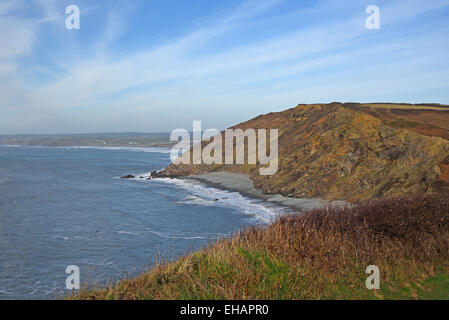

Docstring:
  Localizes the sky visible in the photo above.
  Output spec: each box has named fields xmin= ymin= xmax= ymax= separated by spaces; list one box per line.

xmin=1 ymin=0 xmax=449 ymax=134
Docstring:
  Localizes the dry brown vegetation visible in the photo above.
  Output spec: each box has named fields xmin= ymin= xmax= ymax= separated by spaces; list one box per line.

xmin=363 ymin=103 xmax=449 ymax=111
xmin=73 ymin=193 xmax=449 ymax=300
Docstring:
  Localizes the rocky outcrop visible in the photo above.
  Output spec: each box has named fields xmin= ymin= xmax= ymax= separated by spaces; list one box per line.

xmin=159 ymin=103 xmax=449 ymax=202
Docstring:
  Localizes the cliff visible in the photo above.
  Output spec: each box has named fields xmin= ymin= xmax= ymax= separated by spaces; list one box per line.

xmin=157 ymin=103 xmax=449 ymax=202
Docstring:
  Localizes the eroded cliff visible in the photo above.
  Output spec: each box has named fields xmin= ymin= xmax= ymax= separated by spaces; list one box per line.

xmin=157 ymin=103 xmax=449 ymax=202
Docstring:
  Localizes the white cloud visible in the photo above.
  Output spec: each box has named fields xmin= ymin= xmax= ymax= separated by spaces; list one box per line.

xmin=1 ymin=0 xmax=449 ymax=133
xmin=0 ymin=1 xmax=38 ymax=114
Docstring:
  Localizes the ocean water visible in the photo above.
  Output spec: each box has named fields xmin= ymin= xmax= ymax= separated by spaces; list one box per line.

xmin=0 ymin=145 xmax=284 ymax=299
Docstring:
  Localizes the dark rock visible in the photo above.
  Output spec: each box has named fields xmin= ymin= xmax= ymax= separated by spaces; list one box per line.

xmin=376 ymin=146 xmax=408 ymax=161
xmin=121 ymin=174 xmax=135 ymax=179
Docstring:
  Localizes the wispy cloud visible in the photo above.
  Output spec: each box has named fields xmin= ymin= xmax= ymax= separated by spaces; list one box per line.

xmin=1 ymin=0 xmax=449 ymax=133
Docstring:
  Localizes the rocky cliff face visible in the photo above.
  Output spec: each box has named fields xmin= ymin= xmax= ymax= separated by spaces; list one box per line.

xmin=157 ymin=103 xmax=449 ymax=202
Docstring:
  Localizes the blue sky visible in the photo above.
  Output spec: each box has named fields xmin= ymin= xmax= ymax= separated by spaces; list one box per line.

xmin=1 ymin=0 xmax=449 ymax=134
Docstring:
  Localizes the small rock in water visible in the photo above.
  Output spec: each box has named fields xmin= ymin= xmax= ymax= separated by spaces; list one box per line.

xmin=121 ymin=174 xmax=135 ymax=179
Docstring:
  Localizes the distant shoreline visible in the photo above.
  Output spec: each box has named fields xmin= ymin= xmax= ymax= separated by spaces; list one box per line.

xmin=0 ymin=141 xmax=175 ymax=148
xmin=0 ymin=133 xmax=175 ymax=149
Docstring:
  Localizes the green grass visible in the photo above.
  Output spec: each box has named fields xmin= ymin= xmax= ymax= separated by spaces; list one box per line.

xmin=414 ymin=274 xmax=449 ymax=300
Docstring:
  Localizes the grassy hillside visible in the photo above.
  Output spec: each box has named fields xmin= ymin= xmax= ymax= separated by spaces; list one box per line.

xmin=73 ymin=194 xmax=449 ymax=300
xmin=158 ymin=102 xmax=449 ymax=202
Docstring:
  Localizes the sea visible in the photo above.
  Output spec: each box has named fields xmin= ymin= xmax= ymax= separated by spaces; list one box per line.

xmin=0 ymin=145 xmax=285 ymax=299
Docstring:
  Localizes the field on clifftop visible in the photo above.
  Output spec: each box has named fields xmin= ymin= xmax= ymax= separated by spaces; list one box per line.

xmin=73 ymin=194 xmax=449 ymax=300
xmin=159 ymin=102 xmax=449 ymax=202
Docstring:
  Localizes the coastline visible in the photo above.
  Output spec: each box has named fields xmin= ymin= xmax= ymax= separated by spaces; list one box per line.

xmin=187 ymin=171 xmax=339 ymax=212
xmin=0 ymin=142 xmax=174 ymax=148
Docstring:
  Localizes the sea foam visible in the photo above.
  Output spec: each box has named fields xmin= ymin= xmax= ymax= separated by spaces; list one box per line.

xmin=150 ymin=177 xmax=286 ymax=223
